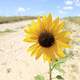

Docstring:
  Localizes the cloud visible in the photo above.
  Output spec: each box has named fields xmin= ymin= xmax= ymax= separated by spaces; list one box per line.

xmin=58 ymin=0 xmax=74 ymax=15
xmin=58 ymin=0 xmax=80 ymax=15
xmin=17 ymin=7 xmax=31 ymax=12
xmin=74 ymin=0 xmax=80 ymax=6
xmin=58 ymin=6 xmax=73 ymax=14
xmin=17 ymin=7 xmax=31 ymax=15
xmin=65 ymin=0 xmax=73 ymax=5
xmin=18 ymin=7 xmax=26 ymax=13
xmin=63 ymin=6 xmax=73 ymax=10
xmin=64 ymin=0 xmax=74 ymax=10
xmin=66 ymin=0 xmax=80 ymax=7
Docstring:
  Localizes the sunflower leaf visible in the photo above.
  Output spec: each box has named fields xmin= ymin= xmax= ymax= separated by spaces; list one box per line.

xmin=34 ymin=74 xmax=45 ymax=80
xmin=56 ymin=75 xmax=64 ymax=80
xmin=51 ymin=59 xmax=65 ymax=72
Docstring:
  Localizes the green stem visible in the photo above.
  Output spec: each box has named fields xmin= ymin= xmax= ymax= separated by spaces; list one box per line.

xmin=49 ymin=63 xmax=52 ymax=80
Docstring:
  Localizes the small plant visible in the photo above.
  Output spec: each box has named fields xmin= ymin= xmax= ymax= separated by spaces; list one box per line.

xmin=56 ymin=75 xmax=64 ymax=80
xmin=34 ymin=74 xmax=45 ymax=80
xmin=0 ymin=28 xmax=15 ymax=33
xmin=4 ymin=29 xmax=15 ymax=32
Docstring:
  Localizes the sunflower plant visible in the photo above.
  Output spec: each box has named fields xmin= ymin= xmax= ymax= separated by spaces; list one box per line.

xmin=23 ymin=14 xmax=71 ymax=80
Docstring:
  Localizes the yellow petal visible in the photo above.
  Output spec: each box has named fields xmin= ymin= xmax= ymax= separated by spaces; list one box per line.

xmin=23 ymin=36 xmax=37 ymax=42
xmin=37 ymin=16 xmax=41 ymax=25
xmin=24 ymin=26 xmax=38 ymax=35
xmin=57 ymin=40 xmax=70 ymax=48
xmin=31 ymin=20 xmax=41 ymax=33
xmin=52 ymin=45 xmax=59 ymax=60
xmin=27 ymin=43 xmax=38 ymax=51
xmin=31 ymin=20 xmax=36 ymax=26
xmin=24 ymin=26 xmax=32 ymax=33
xmin=28 ymin=43 xmax=39 ymax=56
xmin=37 ymin=16 xmax=45 ymax=32
xmin=47 ymin=13 xmax=52 ymax=25
xmin=58 ymin=31 xmax=71 ymax=37
xmin=58 ymin=49 xmax=65 ymax=58
xmin=23 ymin=38 xmax=33 ymax=42
xmin=42 ymin=16 xmax=47 ymax=28
xmin=45 ymin=14 xmax=53 ymax=32
xmin=43 ymin=53 xmax=51 ymax=63
xmin=42 ymin=15 xmax=52 ymax=32
xmin=56 ymin=44 xmax=65 ymax=58
xmin=58 ymin=37 xmax=71 ymax=43
xmin=56 ymin=21 xmax=64 ymax=32
xmin=35 ymin=47 xmax=42 ymax=59
xmin=35 ymin=47 xmax=41 ymax=59
xmin=43 ymin=47 xmax=56 ymax=62
xmin=52 ymin=17 xmax=59 ymax=31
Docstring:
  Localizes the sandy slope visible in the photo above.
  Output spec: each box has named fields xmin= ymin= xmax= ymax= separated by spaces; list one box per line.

xmin=0 ymin=20 xmax=80 ymax=80
xmin=0 ymin=20 xmax=31 ymax=31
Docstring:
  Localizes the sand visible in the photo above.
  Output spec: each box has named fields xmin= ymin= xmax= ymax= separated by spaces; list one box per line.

xmin=0 ymin=20 xmax=80 ymax=80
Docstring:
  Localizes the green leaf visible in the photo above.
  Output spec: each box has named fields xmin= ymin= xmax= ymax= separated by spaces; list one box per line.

xmin=34 ymin=74 xmax=45 ymax=80
xmin=54 ymin=64 xmax=64 ymax=72
xmin=51 ymin=59 xmax=64 ymax=70
xmin=51 ymin=59 xmax=66 ymax=73
xmin=56 ymin=75 xmax=64 ymax=80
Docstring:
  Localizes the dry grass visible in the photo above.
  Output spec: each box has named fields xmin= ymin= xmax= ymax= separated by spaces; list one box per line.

xmin=64 ymin=16 xmax=80 ymax=25
xmin=0 ymin=16 xmax=37 ymax=24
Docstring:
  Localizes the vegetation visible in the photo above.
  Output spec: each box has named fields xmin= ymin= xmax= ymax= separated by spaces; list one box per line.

xmin=0 ymin=16 xmax=80 ymax=25
xmin=0 ymin=28 xmax=15 ymax=33
xmin=34 ymin=74 xmax=45 ymax=80
xmin=64 ymin=16 xmax=80 ymax=25
xmin=0 ymin=16 xmax=37 ymax=24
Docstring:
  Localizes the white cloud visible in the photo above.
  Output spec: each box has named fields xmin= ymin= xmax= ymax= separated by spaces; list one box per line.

xmin=74 ymin=0 xmax=80 ymax=6
xmin=17 ymin=7 xmax=31 ymax=12
xmin=63 ymin=6 xmax=73 ymax=10
xmin=18 ymin=7 xmax=26 ymax=13
xmin=17 ymin=7 xmax=31 ymax=15
xmin=58 ymin=1 xmax=74 ymax=15
xmin=65 ymin=0 xmax=73 ymax=5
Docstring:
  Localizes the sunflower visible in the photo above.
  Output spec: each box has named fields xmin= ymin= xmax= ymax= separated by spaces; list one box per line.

xmin=24 ymin=14 xmax=71 ymax=63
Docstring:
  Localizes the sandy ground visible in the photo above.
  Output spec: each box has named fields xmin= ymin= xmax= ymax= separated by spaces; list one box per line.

xmin=0 ymin=20 xmax=80 ymax=80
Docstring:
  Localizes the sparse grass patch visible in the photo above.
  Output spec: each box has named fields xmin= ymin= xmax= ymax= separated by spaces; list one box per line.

xmin=64 ymin=16 xmax=80 ymax=25
xmin=0 ymin=28 xmax=16 ymax=34
xmin=0 ymin=16 xmax=37 ymax=24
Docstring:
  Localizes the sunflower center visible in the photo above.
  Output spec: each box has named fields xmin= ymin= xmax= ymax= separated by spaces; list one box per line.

xmin=38 ymin=31 xmax=55 ymax=48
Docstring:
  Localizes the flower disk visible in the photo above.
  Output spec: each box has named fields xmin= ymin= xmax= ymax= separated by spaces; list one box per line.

xmin=38 ymin=31 xmax=55 ymax=48
xmin=24 ymin=14 xmax=71 ymax=63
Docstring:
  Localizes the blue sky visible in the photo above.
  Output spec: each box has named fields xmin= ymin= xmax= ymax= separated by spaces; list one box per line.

xmin=0 ymin=0 xmax=80 ymax=17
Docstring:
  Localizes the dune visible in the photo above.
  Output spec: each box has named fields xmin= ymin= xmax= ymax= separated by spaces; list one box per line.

xmin=0 ymin=20 xmax=80 ymax=80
